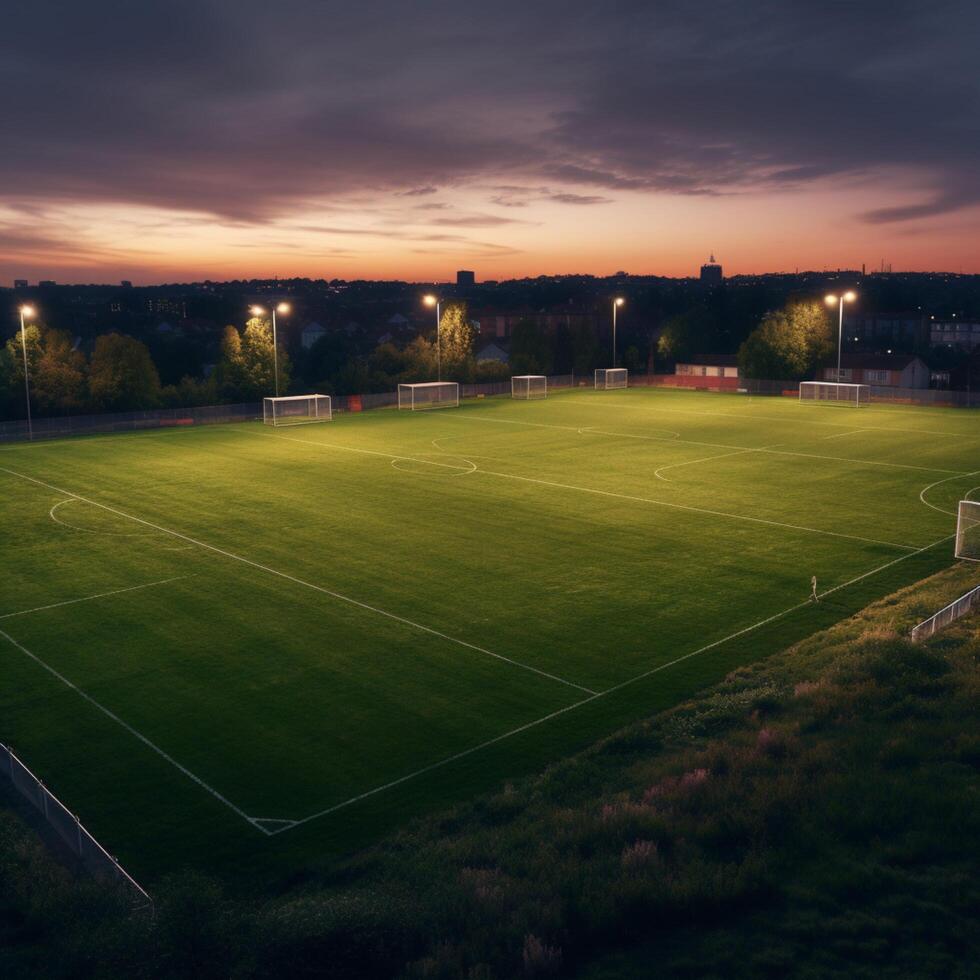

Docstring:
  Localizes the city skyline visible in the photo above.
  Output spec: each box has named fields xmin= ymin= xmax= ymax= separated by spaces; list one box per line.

xmin=3 ymin=1 xmax=979 ymax=284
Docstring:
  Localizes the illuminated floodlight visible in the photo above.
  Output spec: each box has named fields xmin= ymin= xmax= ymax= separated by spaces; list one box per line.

xmin=275 ymin=302 xmax=291 ymax=314
xmin=614 ymin=297 xmax=625 ymax=307
xmin=422 ymin=294 xmax=438 ymax=307
xmin=249 ymin=305 xmax=266 ymax=316
xmin=19 ymin=304 xmax=36 ymax=317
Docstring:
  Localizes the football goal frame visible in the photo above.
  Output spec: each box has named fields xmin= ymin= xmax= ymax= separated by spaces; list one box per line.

xmin=595 ymin=368 xmax=628 ymax=390
xmin=799 ymin=381 xmax=870 ymax=406
xmin=263 ymin=394 xmax=332 ymax=426
xmin=511 ymin=375 xmax=547 ymax=399
xmin=955 ymin=500 xmax=980 ymax=562
xmin=398 ymin=382 xmax=460 ymax=411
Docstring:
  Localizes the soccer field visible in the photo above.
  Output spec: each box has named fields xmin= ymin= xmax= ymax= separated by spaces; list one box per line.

xmin=1 ymin=387 xmax=977 ymax=880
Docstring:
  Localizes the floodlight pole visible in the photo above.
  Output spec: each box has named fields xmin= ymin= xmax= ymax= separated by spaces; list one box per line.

xmin=435 ymin=300 xmax=442 ymax=382
xmin=612 ymin=300 xmax=618 ymax=369
xmin=271 ymin=306 xmax=281 ymax=398
xmin=19 ymin=307 xmax=33 ymax=441
xmin=835 ymin=296 xmax=845 ymax=383
xmin=611 ymin=298 xmax=624 ymax=369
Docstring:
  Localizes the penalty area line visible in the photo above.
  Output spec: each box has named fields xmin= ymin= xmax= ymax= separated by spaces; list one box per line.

xmin=0 ymin=624 xmax=258 ymax=830
xmin=274 ymin=530 xmax=955 ymax=833
xmin=0 ymin=464 xmax=594 ymax=697
xmin=0 ymin=576 xmax=190 ymax=621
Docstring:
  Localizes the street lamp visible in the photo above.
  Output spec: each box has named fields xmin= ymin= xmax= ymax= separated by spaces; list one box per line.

xmin=250 ymin=302 xmax=291 ymax=397
xmin=825 ymin=291 xmax=857 ymax=382
xmin=612 ymin=297 xmax=625 ymax=368
xmin=18 ymin=304 xmax=36 ymax=440
xmin=423 ymin=294 xmax=441 ymax=381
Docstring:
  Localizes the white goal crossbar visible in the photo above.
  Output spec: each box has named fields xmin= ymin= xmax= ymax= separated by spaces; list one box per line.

xmin=595 ymin=368 xmax=628 ymax=390
xmin=398 ymin=382 xmax=460 ymax=411
xmin=955 ymin=500 xmax=980 ymax=562
xmin=799 ymin=381 xmax=870 ymax=406
xmin=263 ymin=394 xmax=332 ymax=426
xmin=511 ymin=375 xmax=547 ymax=399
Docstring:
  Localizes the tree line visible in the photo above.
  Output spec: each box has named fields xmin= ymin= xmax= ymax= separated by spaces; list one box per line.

xmin=1 ymin=298 xmax=838 ymax=420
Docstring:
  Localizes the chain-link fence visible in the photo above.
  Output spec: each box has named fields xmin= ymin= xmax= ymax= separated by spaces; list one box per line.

xmin=0 ymin=402 xmax=262 ymax=443
xmin=910 ymin=585 xmax=980 ymax=643
xmin=1 ymin=373 xmax=975 ymax=443
xmin=1 ymin=742 xmax=151 ymax=907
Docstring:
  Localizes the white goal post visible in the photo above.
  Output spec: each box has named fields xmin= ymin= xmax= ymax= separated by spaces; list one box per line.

xmin=512 ymin=375 xmax=547 ymax=399
xmin=799 ymin=381 xmax=870 ymax=406
xmin=398 ymin=381 xmax=460 ymax=411
xmin=595 ymin=368 xmax=628 ymax=390
xmin=955 ymin=500 xmax=980 ymax=561
xmin=263 ymin=394 xmax=332 ymax=426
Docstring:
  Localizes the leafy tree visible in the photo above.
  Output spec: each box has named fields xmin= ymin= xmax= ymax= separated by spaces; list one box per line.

xmin=32 ymin=329 xmax=87 ymax=414
xmin=623 ymin=345 xmax=643 ymax=373
xmin=89 ymin=333 xmax=161 ymax=410
xmin=4 ymin=323 xmax=43 ymax=382
xmin=509 ymin=319 xmax=553 ymax=375
xmin=570 ymin=321 xmax=599 ymax=374
xmin=437 ymin=302 xmax=475 ymax=376
xmin=217 ymin=325 xmax=246 ymax=397
xmin=656 ymin=307 xmax=720 ymax=365
xmin=402 ymin=335 xmax=438 ymax=381
xmin=0 ymin=345 xmax=20 ymax=419
xmin=242 ymin=317 xmax=291 ymax=397
xmin=218 ymin=319 xmax=290 ymax=399
xmin=738 ymin=301 xmax=833 ymax=380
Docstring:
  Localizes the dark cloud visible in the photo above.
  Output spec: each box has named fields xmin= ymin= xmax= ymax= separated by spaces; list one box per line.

xmin=1 ymin=0 xmax=977 ymax=225
xmin=429 ymin=214 xmax=527 ymax=227
xmin=548 ymin=193 xmax=612 ymax=206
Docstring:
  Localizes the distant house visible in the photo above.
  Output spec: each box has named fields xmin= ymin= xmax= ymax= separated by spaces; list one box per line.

xmin=821 ymin=354 xmax=929 ymax=389
xmin=675 ymin=355 xmax=739 ymax=379
xmin=476 ymin=342 xmax=508 ymax=364
xmin=300 ymin=321 xmax=328 ymax=349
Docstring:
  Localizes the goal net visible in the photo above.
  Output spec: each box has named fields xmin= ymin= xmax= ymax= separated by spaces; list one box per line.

xmin=799 ymin=381 xmax=870 ymax=406
xmin=263 ymin=394 xmax=332 ymax=426
xmin=955 ymin=500 xmax=980 ymax=561
xmin=595 ymin=368 xmax=628 ymax=390
xmin=511 ymin=375 xmax=547 ymax=399
xmin=398 ymin=382 xmax=459 ymax=411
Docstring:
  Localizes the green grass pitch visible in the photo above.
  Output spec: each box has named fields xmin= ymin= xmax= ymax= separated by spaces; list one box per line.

xmin=1 ymin=387 xmax=977 ymax=882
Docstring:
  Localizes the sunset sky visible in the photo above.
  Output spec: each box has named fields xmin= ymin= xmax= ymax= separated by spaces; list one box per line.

xmin=2 ymin=1 xmax=978 ymax=284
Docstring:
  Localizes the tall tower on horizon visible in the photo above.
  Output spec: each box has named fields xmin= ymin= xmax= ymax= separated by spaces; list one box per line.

xmin=700 ymin=254 xmax=723 ymax=284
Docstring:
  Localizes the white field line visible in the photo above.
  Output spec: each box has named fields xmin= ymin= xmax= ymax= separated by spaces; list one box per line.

xmin=653 ymin=448 xmax=757 ymax=483
xmin=821 ymin=429 xmax=872 ymax=440
xmin=0 ymin=624 xmax=259 ymax=830
xmin=0 ymin=465 xmax=595 ymax=698
xmin=472 ymin=466 xmax=917 ymax=551
xmin=918 ymin=469 xmax=980 ymax=517
xmin=247 ymin=426 xmax=918 ymax=551
xmin=274 ymin=530 xmax=956 ymax=832
xmin=0 ymin=576 xmax=189 ymax=621
xmin=50 ymin=497 xmax=148 ymax=535
xmin=571 ymin=397 xmax=980 ymax=441
xmin=449 ymin=412 xmax=968 ymax=475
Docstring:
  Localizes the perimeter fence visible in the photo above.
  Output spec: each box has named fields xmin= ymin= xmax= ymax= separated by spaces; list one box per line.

xmin=909 ymin=585 xmax=980 ymax=642
xmin=1 ymin=372 xmax=976 ymax=443
xmin=1 ymin=742 xmax=152 ymax=907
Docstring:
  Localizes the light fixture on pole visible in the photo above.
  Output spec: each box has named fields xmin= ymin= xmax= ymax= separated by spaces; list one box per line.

xmin=825 ymin=291 xmax=857 ymax=382
xmin=250 ymin=303 xmax=291 ymax=397
xmin=423 ymin=294 xmax=441 ymax=381
xmin=612 ymin=297 xmax=625 ymax=368
xmin=18 ymin=304 xmax=36 ymax=441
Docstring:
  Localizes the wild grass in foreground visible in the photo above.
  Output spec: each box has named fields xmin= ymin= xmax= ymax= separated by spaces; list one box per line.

xmin=2 ymin=563 xmax=978 ymax=978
